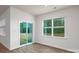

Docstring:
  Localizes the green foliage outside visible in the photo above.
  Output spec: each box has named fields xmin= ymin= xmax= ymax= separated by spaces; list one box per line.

xmin=43 ymin=17 xmax=64 ymax=37
xmin=20 ymin=34 xmax=28 ymax=45
xmin=20 ymin=22 xmax=32 ymax=45
xmin=54 ymin=28 xmax=64 ymax=37
xmin=44 ymin=28 xmax=52 ymax=36
xmin=44 ymin=19 xmax=52 ymax=27
xmin=53 ymin=17 xmax=64 ymax=26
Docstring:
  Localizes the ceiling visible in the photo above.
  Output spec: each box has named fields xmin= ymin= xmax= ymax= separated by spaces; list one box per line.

xmin=13 ymin=5 xmax=72 ymax=16
xmin=0 ymin=5 xmax=72 ymax=16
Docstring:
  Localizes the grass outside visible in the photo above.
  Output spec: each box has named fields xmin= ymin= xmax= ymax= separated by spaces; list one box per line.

xmin=20 ymin=33 xmax=32 ymax=45
xmin=28 ymin=33 xmax=32 ymax=43
xmin=54 ymin=33 xmax=64 ymax=37
xmin=20 ymin=34 xmax=28 ymax=45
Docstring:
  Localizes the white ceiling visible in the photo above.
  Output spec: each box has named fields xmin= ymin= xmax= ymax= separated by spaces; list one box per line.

xmin=13 ymin=5 xmax=72 ymax=16
xmin=0 ymin=5 xmax=72 ymax=16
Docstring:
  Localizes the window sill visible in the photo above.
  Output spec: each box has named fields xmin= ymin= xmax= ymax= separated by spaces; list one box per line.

xmin=53 ymin=37 xmax=65 ymax=39
xmin=43 ymin=35 xmax=67 ymax=39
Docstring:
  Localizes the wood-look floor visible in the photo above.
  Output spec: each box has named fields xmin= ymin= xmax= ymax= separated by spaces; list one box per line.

xmin=0 ymin=43 xmax=9 ymax=53
xmin=0 ymin=43 xmax=72 ymax=53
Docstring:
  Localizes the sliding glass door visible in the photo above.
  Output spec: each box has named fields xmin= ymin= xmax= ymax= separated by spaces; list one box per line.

xmin=20 ymin=22 xmax=32 ymax=45
xmin=28 ymin=23 xmax=32 ymax=43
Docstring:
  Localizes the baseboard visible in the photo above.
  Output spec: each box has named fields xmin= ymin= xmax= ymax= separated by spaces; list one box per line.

xmin=10 ymin=42 xmax=33 ymax=50
xmin=73 ymin=50 xmax=79 ymax=53
xmin=35 ymin=42 xmax=77 ymax=53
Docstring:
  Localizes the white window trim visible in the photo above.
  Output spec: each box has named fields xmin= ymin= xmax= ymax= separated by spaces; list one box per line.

xmin=42 ymin=18 xmax=65 ymax=38
xmin=42 ymin=19 xmax=52 ymax=37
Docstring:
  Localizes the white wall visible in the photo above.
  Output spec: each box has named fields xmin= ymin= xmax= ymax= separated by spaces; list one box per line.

xmin=10 ymin=7 xmax=35 ymax=50
xmin=0 ymin=8 xmax=10 ymax=49
xmin=0 ymin=6 xmax=79 ymax=52
xmin=35 ymin=6 xmax=79 ymax=52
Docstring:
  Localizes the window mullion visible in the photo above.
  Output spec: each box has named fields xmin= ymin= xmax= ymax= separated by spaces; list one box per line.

xmin=52 ymin=19 xmax=53 ymax=37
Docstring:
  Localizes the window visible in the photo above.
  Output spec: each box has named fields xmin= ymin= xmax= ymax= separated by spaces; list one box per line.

xmin=43 ymin=19 xmax=52 ymax=36
xmin=43 ymin=17 xmax=64 ymax=37
xmin=53 ymin=17 xmax=64 ymax=37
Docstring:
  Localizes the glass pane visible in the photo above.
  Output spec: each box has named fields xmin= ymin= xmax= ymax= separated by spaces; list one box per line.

xmin=20 ymin=34 xmax=28 ymax=45
xmin=28 ymin=33 xmax=32 ymax=43
xmin=20 ymin=22 xmax=27 ymax=33
xmin=20 ymin=22 xmax=28 ymax=45
xmin=44 ymin=19 xmax=52 ymax=27
xmin=44 ymin=28 xmax=52 ymax=36
xmin=28 ymin=23 xmax=32 ymax=43
xmin=53 ymin=28 xmax=64 ymax=37
xmin=28 ymin=23 xmax=32 ymax=33
xmin=53 ymin=17 xmax=64 ymax=26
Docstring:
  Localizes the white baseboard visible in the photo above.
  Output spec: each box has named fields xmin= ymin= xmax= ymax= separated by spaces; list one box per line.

xmin=73 ymin=50 xmax=79 ymax=53
xmin=9 ymin=42 xmax=33 ymax=50
xmin=35 ymin=42 xmax=78 ymax=53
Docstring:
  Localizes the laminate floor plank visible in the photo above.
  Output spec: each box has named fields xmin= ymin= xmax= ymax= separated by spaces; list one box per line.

xmin=0 ymin=43 xmax=72 ymax=53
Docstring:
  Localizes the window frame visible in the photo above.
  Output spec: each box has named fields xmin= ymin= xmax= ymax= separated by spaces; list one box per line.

xmin=42 ymin=17 xmax=65 ymax=38
xmin=42 ymin=19 xmax=53 ymax=37
xmin=19 ymin=20 xmax=33 ymax=46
